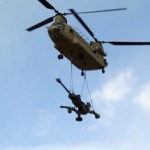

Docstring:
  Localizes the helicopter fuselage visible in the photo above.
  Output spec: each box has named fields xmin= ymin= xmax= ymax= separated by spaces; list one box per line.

xmin=26 ymin=1 xmax=150 ymax=73
xmin=48 ymin=15 xmax=108 ymax=71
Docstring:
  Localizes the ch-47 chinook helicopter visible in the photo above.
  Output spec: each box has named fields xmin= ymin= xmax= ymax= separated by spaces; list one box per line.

xmin=26 ymin=0 xmax=150 ymax=75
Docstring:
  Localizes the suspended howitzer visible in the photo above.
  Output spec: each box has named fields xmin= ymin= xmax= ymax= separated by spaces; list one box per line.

xmin=56 ymin=78 xmax=100 ymax=121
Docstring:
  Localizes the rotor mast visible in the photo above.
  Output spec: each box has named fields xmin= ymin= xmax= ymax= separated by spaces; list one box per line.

xmin=26 ymin=0 xmax=150 ymax=45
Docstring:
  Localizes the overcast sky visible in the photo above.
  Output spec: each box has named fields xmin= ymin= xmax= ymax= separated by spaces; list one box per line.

xmin=1 ymin=0 xmax=150 ymax=150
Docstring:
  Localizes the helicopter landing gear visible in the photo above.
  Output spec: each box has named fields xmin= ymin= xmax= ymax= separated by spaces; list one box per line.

xmin=81 ymin=70 xmax=85 ymax=76
xmin=76 ymin=116 xmax=83 ymax=121
xmin=102 ymin=68 xmax=105 ymax=74
xmin=58 ymin=54 xmax=63 ymax=59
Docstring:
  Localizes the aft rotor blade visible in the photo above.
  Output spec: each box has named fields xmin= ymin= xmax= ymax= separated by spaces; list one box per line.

xmin=69 ymin=9 xmax=97 ymax=41
xmin=26 ymin=16 xmax=54 ymax=31
xmin=38 ymin=0 xmax=59 ymax=13
xmin=66 ymin=8 xmax=127 ymax=15
xmin=102 ymin=41 xmax=150 ymax=45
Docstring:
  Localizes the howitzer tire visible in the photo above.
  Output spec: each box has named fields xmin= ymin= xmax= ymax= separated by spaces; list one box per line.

xmin=68 ymin=108 xmax=72 ymax=114
xmin=95 ymin=114 xmax=100 ymax=119
xmin=76 ymin=117 xmax=83 ymax=121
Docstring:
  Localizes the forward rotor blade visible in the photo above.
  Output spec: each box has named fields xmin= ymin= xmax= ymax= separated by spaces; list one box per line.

xmin=38 ymin=0 xmax=59 ymax=13
xmin=102 ymin=41 xmax=150 ymax=45
xmin=68 ymin=8 xmax=127 ymax=15
xmin=26 ymin=16 xmax=54 ymax=31
xmin=69 ymin=9 xmax=97 ymax=41
xmin=38 ymin=0 xmax=53 ymax=9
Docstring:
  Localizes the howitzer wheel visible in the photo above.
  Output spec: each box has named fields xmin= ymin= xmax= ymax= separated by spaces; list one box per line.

xmin=68 ymin=108 xmax=72 ymax=113
xmin=76 ymin=116 xmax=83 ymax=121
xmin=95 ymin=114 xmax=100 ymax=119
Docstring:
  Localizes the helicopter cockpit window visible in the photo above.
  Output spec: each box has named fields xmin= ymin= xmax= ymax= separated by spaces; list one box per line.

xmin=57 ymin=24 xmax=64 ymax=30
xmin=52 ymin=23 xmax=64 ymax=30
xmin=52 ymin=22 xmax=62 ymax=26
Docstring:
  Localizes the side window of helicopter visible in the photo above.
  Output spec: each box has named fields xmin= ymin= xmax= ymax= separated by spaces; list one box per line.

xmin=57 ymin=23 xmax=65 ymax=30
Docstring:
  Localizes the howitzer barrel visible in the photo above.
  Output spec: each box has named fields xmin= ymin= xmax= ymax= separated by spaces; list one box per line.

xmin=56 ymin=78 xmax=85 ymax=108
xmin=56 ymin=78 xmax=71 ymax=94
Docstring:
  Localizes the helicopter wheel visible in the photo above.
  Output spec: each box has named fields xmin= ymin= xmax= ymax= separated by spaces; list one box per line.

xmin=81 ymin=70 xmax=85 ymax=76
xmin=58 ymin=54 xmax=63 ymax=59
xmin=102 ymin=68 xmax=105 ymax=74
xmin=76 ymin=116 xmax=83 ymax=121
